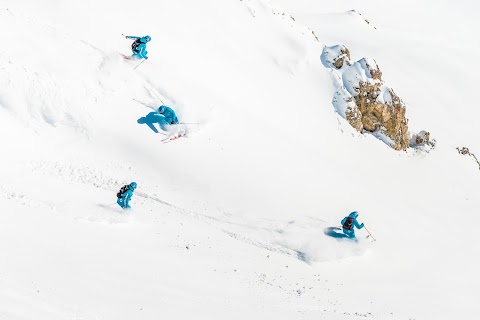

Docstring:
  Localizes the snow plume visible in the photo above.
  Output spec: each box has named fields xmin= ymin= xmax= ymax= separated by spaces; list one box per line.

xmin=272 ymin=220 xmax=370 ymax=263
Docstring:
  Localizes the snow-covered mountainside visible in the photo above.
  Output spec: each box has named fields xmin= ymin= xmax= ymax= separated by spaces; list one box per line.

xmin=1 ymin=0 xmax=479 ymax=319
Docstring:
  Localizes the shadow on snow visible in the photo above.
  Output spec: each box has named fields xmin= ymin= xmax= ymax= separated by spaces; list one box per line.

xmin=137 ymin=111 xmax=170 ymax=133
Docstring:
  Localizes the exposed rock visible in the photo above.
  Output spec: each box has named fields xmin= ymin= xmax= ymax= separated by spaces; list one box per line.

xmin=345 ymin=97 xmax=363 ymax=132
xmin=409 ymin=130 xmax=436 ymax=152
xmin=322 ymin=45 xmax=351 ymax=69
xmin=358 ymin=58 xmax=382 ymax=80
xmin=457 ymin=146 xmax=470 ymax=155
xmin=353 ymin=82 xmax=409 ymax=150
xmin=347 ymin=9 xmax=377 ymax=29
xmin=415 ymin=131 xmax=430 ymax=144
xmin=333 ymin=47 xmax=351 ymax=69
xmin=457 ymin=147 xmax=480 ymax=170
xmin=323 ymin=45 xmax=412 ymax=151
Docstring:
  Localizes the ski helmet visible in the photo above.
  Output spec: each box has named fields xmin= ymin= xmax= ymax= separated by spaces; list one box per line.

xmin=130 ymin=182 xmax=137 ymax=189
xmin=144 ymin=35 xmax=151 ymax=42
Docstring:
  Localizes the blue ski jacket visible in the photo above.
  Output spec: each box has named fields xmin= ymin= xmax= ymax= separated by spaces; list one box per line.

xmin=158 ymin=105 xmax=179 ymax=124
xmin=125 ymin=35 xmax=151 ymax=59
xmin=117 ymin=182 xmax=137 ymax=209
xmin=341 ymin=211 xmax=364 ymax=238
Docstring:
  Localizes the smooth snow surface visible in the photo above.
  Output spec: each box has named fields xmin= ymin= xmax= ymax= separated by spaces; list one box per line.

xmin=1 ymin=0 xmax=479 ymax=319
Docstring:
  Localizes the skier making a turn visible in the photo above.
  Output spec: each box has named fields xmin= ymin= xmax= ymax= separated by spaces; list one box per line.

xmin=158 ymin=105 xmax=179 ymax=125
xmin=117 ymin=182 xmax=137 ymax=209
xmin=341 ymin=211 xmax=364 ymax=239
xmin=125 ymin=35 xmax=151 ymax=60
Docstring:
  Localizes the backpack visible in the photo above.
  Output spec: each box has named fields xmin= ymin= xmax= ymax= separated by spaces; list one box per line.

xmin=131 ymin=39 xmax=142 ymax=53
xmin=342 ymin=217 xmax=354 ymax=230
xmin=117 ymin=185 xmax=129 ymax=198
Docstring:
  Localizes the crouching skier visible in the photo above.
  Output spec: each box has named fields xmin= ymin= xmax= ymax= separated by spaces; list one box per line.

xmin=125 ymin=35 xmax=151 ymax=60
xmin=158 ymin=105 xmax=179 ymax=125
xmin=341 ymin=211 xmax=364 ymax=239
xmin=117 ymin=182 xmax=137 ymax=209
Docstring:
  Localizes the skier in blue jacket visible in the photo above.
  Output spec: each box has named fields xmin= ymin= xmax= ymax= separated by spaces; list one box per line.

xmin=125 ymin=35 xmax=151 ymax=60
xmin=117 ymin=182 xmax=137 ymax=209
xmin=158 ymin=105 xmax=179 ymax=125
xmin=341 ymin=211 xmax=364 ymax=238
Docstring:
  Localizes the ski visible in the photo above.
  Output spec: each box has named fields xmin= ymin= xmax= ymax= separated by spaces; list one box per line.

xmin=119 ymin=53 xmax=135 ymax=61
xmin=161 ymin=129 xmax=187 ymax=143
xmin=163 ymin=136 xmax=185 ymax=143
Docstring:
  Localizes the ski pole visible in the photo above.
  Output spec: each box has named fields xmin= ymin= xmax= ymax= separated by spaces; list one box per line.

xmin=143 ymin=83 xmax=166 ymax=105
xmin=364 ymin=226 xmax=376 ymax=241
xmin=151 ymin=89 xmax=165 ymax=105
xmin=151 ymin=91 xmax=165 ymax=105
xmin=131 ymin=98 xmax=150 ymax=107
xmin=133 ymin=58 xmax=147 ymax=70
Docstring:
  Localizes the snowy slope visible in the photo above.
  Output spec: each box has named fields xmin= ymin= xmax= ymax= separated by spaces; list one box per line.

xmin=1 ymin=0 xmax=479 ymax=319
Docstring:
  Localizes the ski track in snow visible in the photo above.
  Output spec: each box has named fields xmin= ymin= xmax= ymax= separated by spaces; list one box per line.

xmin=2 ymin=157 xmax=369 ymax=266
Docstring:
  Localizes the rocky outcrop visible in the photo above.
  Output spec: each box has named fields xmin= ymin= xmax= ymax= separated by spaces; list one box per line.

xmin=323 ymin=44 xmax=351 ymax=69
xmin=322 ymin=45 xmax=411 ymax=151
xmin=350 ymin=80 xmax=409 ymax=151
